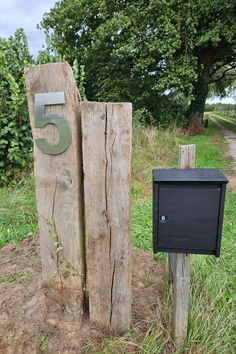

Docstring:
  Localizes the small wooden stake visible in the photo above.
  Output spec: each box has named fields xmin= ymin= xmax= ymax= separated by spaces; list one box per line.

xmin=25 ymin=63 xmax=85 ymax=329
xmin=81 ymin=102 xmax=132 ymax=335
xmin=169 ymin=144 xmax=195 ymax=348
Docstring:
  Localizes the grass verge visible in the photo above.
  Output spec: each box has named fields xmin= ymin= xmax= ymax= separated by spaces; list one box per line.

xmin=0 ymin=175 xmax=37 ymax=247
xmin=210 ymin=112 xmax=236 ymax=134
xmin=0 ymin=120 xmax=235 ymax=353
xmin=108 ymin=120 xmax=235 ymax=353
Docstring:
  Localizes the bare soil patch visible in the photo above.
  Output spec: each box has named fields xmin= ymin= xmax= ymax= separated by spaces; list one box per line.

xmin=0 ymin=236 xmax=165 ymax=353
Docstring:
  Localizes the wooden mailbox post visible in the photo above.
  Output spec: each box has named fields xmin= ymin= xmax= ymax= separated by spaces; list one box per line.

xmin=153 ymin=145 xmax=227 ymax=348
xmin=25 ymin=62 xmax=132 ymax=334
xmin=169 ymin=144 xmax=195 ymax=347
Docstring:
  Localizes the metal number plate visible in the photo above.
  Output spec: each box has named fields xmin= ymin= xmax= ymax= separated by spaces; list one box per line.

xmin=35 ymin=92 xmax=72 ymax=155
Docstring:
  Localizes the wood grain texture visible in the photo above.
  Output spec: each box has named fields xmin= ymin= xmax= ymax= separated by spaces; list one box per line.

xmin=172 ymin=252 xmax=190 ymax=347
xmin=81 ymin=101 xmax=132 ymax=335
xmin=24 ymin=62 xmax=85 ymax=328
xmin=170 ymin=144 xmax=195 ymax=348
xmin=179 ymin=144 xmax=196 ymax=169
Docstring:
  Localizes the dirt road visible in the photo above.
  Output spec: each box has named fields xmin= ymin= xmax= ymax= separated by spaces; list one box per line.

xmin=211 ymin=116 xmax=236 ymax=191
xmin=211 ymin=113 xmax=236 ymax=127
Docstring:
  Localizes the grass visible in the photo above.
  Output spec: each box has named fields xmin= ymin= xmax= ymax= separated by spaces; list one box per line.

xmin=210 ymin=112 xmax=236 ymax=123
xmin=107 ymin=120 xmax=236 ymax=353
xmin=210 ymin=112 xmax=236 ymax=134
xmin=37 ymin=332 xmax=53 ymax=354
xmin=132 ymin=121 xmax=233 ymax=257
xmin=0 ymin=120 xmax=235 ymax=353
xmin=0 ymin=271 xmax=32 ymax=285
xmin=0 ymin=175 xmax=38 ymax=247
xmin=186 ymin=189 xmax=236 ymax=353
xmin=132 ymin=124 xmax=181 ymax=200
xmin=220 ymin=114 xmax=236 ymax=122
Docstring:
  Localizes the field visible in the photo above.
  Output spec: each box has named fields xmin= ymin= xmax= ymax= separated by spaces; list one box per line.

xmin=0 ymin=121 xmax=235 ymax=353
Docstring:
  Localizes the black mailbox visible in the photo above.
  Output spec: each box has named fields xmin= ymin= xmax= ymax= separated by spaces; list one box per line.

xmin=153 ymin=168 xmax=228 ymax=257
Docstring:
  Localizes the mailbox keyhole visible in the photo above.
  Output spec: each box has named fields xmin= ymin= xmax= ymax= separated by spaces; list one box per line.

xmin=160 ymin=215 xmax=167 ymax=223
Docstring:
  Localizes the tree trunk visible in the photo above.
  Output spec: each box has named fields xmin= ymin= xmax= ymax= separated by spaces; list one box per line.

xmin=188 ymin=70 xmax=209 ymax=127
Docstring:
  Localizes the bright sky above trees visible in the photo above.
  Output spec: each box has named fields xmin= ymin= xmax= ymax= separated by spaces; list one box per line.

xmin=0 ymin=0 xmax=56 ymax=54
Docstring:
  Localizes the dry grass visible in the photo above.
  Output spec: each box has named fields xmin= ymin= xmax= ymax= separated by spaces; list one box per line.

xmin=132 ymin=125 xmax=181 ymax=201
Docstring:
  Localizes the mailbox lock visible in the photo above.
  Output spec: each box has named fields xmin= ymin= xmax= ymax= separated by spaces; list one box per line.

xmin=160 ymin=215 xmax=167 ymax=223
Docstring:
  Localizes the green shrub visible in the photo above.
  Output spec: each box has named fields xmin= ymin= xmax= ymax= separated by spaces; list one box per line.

xmin=133 ymin=108 xmax=155 ymax=126
xmin=0 ymin=29 xmax=33 ymax=185
xmin=133 ymin=92 xmax=188 ymax=128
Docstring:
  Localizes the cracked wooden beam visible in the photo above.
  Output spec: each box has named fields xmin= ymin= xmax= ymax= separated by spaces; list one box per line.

xmin=81 ymin=101 xmax=132 ymax=335
xmin=24 ymin=62 xmax=85 ymax=329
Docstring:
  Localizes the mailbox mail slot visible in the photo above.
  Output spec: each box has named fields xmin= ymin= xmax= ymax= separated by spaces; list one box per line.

xmin=153 ymin=168 xmax=228 ymax=256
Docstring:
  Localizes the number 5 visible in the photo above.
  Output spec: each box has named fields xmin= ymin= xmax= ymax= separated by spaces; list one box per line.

xmin=35 ymin=92 xmax=72 ymax=155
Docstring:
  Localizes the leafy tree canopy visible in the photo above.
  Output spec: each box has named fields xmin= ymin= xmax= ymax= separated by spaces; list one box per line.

xmin=40 ymin=0 xmax=236 ymax=126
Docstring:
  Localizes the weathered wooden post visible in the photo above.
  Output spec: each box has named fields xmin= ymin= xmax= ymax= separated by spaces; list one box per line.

xmin=25 ymin=62 xmax=132 ymax=335
xmin=169 ymin=144 xmax=195 ymax=347
xmin=81 ymin=102 xmax=132 ymax=334
xmin=25 ymin=62 xmax=85 ymax=328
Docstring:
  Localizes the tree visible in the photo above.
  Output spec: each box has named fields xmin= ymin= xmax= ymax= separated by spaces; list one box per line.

xmin=208 ymin=66 xmax=236 ymax=99
xmin=35 ymin=32 xmax=61 ymax=64
xmin=41 ymin=0 xmax=236 ymax=126
xmin=175 ymin=1 xmax=236 ymax=125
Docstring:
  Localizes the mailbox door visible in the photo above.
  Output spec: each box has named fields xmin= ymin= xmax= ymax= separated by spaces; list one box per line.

xmin=158 ymin=185 xmax=221 ymax=251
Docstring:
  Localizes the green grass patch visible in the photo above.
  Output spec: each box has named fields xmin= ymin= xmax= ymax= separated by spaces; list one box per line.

xmin=130 ymin=121 xmax=236 ymax=353
xmin=0 ymin=271 xmax=32 ymax=285
xmin=132 ymin=121 xmax=233 ymax=207
xmin=178 ymin=120 xmax=233 ymax=172
xmin=185 ymin=189 xmax=236 ymax=353
xmin=37 ymin=332 xmax=54 ymax=353
xmin=210 ymin=112 xmax=236 ymax=134
xmin=132 ymin=198 xmax=152 ymax=251
xmin=0 ymin=175 xmax=38 ymax=247
xmin=211 ymin=112 xmax=236 ymax=122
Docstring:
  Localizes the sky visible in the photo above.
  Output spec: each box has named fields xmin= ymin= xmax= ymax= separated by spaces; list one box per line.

xmin=207 ymin=96 xmax=235 ymax=104
xmin=0 ymin=0 xmax=56 ymax=55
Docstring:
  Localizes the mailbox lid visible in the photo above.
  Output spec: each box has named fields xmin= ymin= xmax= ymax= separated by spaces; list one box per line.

xmin=153 ymin=168 xmax=228 ymax=184
xmin=157 ymin=185 xmax=221 ymax=251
